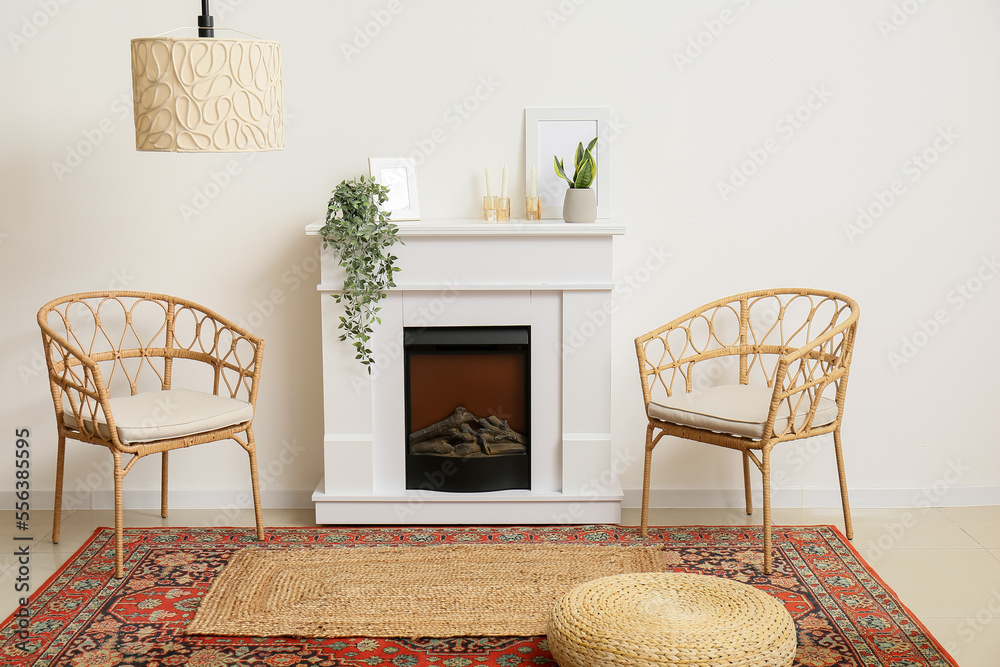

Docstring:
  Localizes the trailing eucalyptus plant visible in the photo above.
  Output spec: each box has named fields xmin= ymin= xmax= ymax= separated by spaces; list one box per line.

xmin=319 ymin=175 xmax=402 ymax=371
xmin=554 ymin=137 xmax=598 ymax=189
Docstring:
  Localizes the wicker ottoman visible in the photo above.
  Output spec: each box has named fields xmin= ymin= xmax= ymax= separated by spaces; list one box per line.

xmin=547 ymin=572 xmax=796 ymax=667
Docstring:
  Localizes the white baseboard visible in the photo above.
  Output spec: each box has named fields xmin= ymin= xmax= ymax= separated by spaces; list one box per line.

xmin=624 ymin=485 xmax=1000 ymax=509
xmin=0 ymin=489 xmax=314 ymax=511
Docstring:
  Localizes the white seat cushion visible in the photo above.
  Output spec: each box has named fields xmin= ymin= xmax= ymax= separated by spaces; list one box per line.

xmin=63 ymin=389 xmax=253 ymax=444
xmin=647 ymin=384 xmax=838 ymax=439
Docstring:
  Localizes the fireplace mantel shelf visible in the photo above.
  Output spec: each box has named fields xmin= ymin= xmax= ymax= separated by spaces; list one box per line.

xmin=305 ymin=218 xmax=625 ymax=238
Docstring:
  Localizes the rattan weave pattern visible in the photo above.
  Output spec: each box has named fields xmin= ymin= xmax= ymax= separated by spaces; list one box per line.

xmin=548 ymin=572 xmax=796 ymax=667
xmin=187 ymin=544 xmax=669 ymax=638
xmin=37 ymin=291 xmax=267 ymax=579
xmin=635 ymin=289 xmax=860 ymax=574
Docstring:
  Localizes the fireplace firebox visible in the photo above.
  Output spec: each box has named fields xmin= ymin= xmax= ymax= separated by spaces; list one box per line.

xmin=404 ymin=326 xmax=530 ymax=492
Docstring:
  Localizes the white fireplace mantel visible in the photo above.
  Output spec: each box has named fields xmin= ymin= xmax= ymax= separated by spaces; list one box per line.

xmin=307 ymin=218 xmax=625 ymax=524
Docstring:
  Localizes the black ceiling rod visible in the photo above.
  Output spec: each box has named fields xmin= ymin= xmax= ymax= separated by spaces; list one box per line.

xmin=198 ymin=0 xmax=215 ymax=38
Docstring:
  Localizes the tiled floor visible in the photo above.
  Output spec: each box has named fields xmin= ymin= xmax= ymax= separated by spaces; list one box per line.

xmin=1 ymin=506 xmax=997 ymax=667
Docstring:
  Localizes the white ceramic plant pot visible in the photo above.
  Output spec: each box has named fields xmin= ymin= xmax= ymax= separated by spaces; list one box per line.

xmin=562 ymin=188 xmax=597 ymax=223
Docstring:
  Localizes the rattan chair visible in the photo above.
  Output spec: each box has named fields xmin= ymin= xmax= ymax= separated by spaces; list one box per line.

xmin=635 ymin=289 xmax=859 ymax=574
xmin=38 ymin=291 xmax=266 ymax=577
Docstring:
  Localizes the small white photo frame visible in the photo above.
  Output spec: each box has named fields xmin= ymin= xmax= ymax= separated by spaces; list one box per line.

xmin=369 ymin=157 xmax=420 ymax=221
xmin=525 ymin=107 xmax=611 ymax=219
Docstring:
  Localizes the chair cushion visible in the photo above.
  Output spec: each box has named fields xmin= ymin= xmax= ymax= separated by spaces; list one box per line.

xmin=647 ymin=384 xmax=838 ymax=439
xmin=63 ymin=389 xmax=253 ymax=444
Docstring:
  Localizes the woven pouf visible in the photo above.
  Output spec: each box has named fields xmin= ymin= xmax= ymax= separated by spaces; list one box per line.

xmin=547 ymin=572 xmax=796 ymax=667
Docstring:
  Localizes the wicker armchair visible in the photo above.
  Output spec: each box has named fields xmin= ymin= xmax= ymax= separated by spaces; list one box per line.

xmin=635 ymin=289 xmax=859 ymax=574
xmin=37 ymin=292 xmax=266 ymax=577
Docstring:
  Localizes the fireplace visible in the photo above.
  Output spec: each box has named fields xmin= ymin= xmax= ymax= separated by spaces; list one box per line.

xmin=307 ymin=218 xmax=625 ymax=524
xmin=404 ymin=326 xmax=530 ymax=492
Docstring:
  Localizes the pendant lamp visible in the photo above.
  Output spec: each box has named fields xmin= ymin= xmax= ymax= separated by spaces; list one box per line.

xmin=130 ymin=0 xmax=283 ymax=152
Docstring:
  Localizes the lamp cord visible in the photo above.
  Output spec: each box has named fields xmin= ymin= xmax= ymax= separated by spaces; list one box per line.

xmin=198 ymin=0 xmax=214 ymax=38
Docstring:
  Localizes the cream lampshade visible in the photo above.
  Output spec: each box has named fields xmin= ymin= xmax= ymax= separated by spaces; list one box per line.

xmin=130 ymin=3 xmax=283 ymax=152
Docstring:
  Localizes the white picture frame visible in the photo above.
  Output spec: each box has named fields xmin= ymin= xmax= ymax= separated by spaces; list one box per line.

xmin=369 ymin=157 xmax=420 ymax=221
xmin=525 ymin=107 xmax=611 ymax=220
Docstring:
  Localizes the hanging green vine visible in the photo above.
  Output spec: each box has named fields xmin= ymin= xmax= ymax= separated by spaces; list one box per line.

xmin=319 ymin=175 xmax=402 ymax=371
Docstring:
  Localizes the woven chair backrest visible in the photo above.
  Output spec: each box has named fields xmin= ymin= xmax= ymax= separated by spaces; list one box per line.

xmin=638 ymin=289 xmax=858 ymax=400
xmin=736 ymin=291 xmax=857 ymax=389
xmin=38 ymin=292 xmax=260 ymax=401
xmin=40 ymin=293 xmax=175 ymax=397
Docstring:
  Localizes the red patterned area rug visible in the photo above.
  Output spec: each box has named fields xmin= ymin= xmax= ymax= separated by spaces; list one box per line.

xmin=1 ymin=526 xmax=956 ymax=667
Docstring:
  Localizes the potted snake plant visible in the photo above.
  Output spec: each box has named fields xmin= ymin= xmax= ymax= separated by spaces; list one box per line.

xmin=554 ymin=137 xmax=598 ymax=223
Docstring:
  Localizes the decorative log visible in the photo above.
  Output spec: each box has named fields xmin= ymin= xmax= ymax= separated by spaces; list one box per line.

xmin=453 ymin=441 xmax=480 ymax=457
xmin=456 ymin=423 xmax=478 ymax=443
xmin=410 ymin=406 xmax=526 ymax=457
xmin=408 ymin=407 xmax=478 ymax=446
xmin=410 ymin=439 xmax=455 ymax=456
xmin=481 ymin=438 xmax=527 ymax=456
xmin=477 ymin=416 xmax=526 ymax=445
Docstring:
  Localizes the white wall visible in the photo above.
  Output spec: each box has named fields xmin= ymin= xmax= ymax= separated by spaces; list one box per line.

xmin=2 ymin=0 xmax=998 ymax=511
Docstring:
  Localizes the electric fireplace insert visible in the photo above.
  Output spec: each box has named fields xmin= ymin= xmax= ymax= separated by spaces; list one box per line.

xmin=404 ymin=326 xmax=530 ymax=492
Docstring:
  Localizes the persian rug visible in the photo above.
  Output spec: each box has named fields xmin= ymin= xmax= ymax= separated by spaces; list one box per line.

xmin=0 ymin=525 xmax=957 ymax=667
xmin=187 ymin=543 xmax=668 ymax=637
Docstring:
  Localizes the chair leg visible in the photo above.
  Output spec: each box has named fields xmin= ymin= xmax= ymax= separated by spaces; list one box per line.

xmin=52 ymin=435 xmax=66 ymax=544
xmin=640 ymin=424 xmax=655 ymax=538
xmin=742 ymin=450 xmax=753 ymax=516
xmin=833 ymin=427 xmax=854 ymax=540
xmin=246 ymin=428 xmax=265 ymax=541
xmin=762 ymin=446 xmax=773 ymax=575
xmin=113 ymin=451 xmax=125 ymax=579
xmin=160 ymin=451 xmax=169 ymax=519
